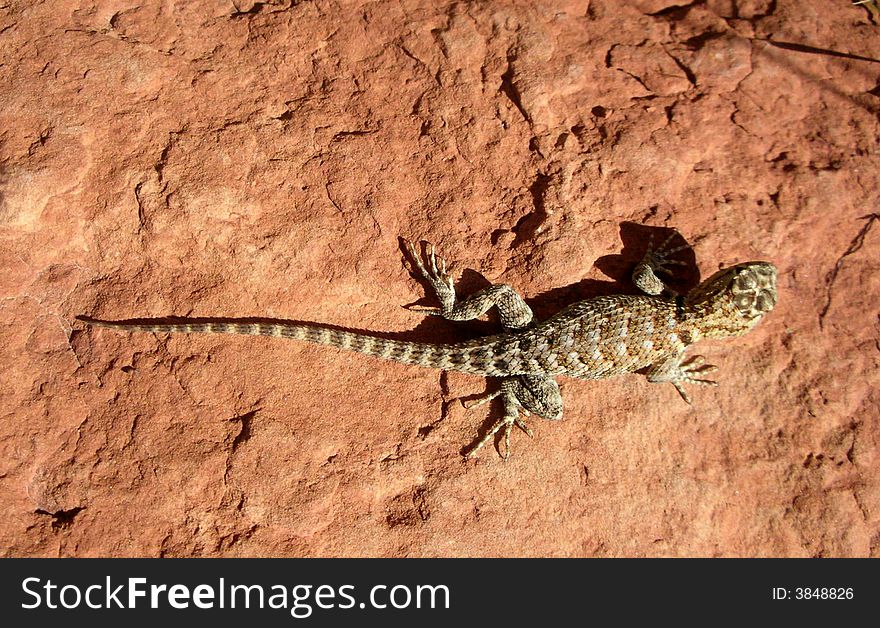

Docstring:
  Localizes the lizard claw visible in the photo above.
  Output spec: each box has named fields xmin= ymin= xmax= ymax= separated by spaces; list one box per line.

xmin=461 ymin=389 xmax=501 ymax=409
xmin=670 ymin=355 xmax=718 ymax=404
xmin=643 ymin=232 xmax=688 ymax=276
xmin=403 ymin=239 xmax=456 ymax=311
xmin=633 ymin=231 xmax=689 ymax=295
xmin=680 ymin=355 xmax=719 ymax=382
xmin=672 ymin=381 xmax=693 ymax=405
xmin=463 ymin=412 xmax=533 ymax=460
xmin=462 ymin=387 xmax=534 ymax=459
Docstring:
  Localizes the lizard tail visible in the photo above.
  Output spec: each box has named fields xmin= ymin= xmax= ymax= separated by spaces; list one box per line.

xmin=75 ymin=316 xmax=506 ymax=375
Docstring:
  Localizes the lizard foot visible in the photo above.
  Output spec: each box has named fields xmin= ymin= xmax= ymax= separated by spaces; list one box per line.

xmin=670 ymin=355 xmax=718 ymax=404
xmin=461 ymin=388 xmax=533 ymax=459
xmin=463 ymin=412 xmax=533 ymax=460
xmin=643 ymin=232 xmax=688 ymax=276
xmin=403 ymin=239 xmax=455 ymax=313
xmin=633 ymin=232 xmax=689 ymax=296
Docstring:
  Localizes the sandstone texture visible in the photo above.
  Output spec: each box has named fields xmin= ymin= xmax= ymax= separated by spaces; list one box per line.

xmin=1 ymin=0 xmax=879 ymax=557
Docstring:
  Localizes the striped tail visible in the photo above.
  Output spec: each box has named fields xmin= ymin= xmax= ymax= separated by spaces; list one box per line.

xmin=74 ymin=316 xmax=510 ymax=375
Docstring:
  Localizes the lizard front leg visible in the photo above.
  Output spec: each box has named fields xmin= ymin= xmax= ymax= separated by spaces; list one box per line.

xmin=403 ymin=240 xmax=535 ymax=331
xmin=462 ymin=375 xmax=563 ymax=459
xmin=646 ymin=353 xmax=718 ymax=404
xmin=632 ymin=232 xmax=688 ymax=296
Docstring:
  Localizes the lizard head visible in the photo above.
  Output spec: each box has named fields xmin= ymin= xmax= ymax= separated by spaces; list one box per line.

xmin=686 ymin=262 xmax=778 ymax=338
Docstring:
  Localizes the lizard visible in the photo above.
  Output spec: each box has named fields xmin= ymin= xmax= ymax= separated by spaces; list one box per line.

xmin=76 ymin=233 xmax=778 ymax=458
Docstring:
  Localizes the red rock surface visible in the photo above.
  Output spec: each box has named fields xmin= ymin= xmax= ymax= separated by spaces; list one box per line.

xmin=1 ymin=0 xmax=878 ymax=557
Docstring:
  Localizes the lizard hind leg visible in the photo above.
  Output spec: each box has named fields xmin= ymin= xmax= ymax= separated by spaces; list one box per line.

xmin=403 ymin=239 xmax=535 ymax=331
xmin=462 ymin=375 xmax=563 ymax=459
xmin=404 ymin=239 xmax=457 ymax=315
